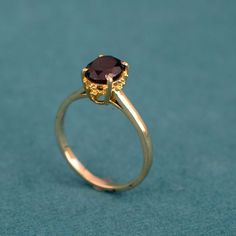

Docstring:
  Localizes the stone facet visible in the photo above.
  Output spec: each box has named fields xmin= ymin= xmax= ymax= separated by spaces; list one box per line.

xmin=85 ymin=55 xmax=125 ymax=84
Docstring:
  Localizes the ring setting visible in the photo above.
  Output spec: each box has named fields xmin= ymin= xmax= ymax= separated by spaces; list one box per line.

xmin=55 ymin=55 xmax=153 ymax=192
xmin=82 ymin=55 xmax=128 ymax=104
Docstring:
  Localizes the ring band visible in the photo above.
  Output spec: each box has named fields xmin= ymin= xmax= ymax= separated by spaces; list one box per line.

xmin=55 ymin=55 xmax=153 ymax=192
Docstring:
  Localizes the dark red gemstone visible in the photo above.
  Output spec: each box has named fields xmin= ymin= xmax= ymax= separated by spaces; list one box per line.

xmin=85 ymin=55 xmax=125 ymax=84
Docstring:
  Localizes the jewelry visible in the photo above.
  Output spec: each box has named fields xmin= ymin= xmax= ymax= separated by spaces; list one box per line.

xmin=55 ymin=55 xmax=153 ymax=192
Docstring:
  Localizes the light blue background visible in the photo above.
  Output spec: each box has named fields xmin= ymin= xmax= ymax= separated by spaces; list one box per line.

xmin=0 ymin=0 xmax=236 ymax=235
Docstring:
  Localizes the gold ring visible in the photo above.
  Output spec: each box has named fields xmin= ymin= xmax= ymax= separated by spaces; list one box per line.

xmin=55 ymin=55 xmax=153 ymax=192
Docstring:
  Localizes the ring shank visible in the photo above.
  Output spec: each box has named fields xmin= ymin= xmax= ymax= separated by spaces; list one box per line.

xmin=55 ymin=87 xmax=153 ymax=192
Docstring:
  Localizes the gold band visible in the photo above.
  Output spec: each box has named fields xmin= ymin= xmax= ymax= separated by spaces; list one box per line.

xmin=55 ymin=86 xmax=153 ymax=192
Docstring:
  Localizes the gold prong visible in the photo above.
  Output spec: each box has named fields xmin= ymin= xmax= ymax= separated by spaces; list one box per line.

xmin=104 ymin=75 xmax=113 ymax=103
xmin=82 ymin=67 xmax=88 ymax=73
xmin=121 ymin=61 xmax=129 ymax=67
xmin=81 ymin=67 xmax=88 ymax=77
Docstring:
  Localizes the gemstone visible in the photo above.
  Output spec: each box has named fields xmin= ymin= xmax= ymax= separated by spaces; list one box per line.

xmin=85 ymin=55 xmax=125 ymax=84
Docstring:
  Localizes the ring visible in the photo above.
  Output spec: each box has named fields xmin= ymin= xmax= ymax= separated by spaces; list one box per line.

xmin=55 ymin=55 xmax=153 ymax=192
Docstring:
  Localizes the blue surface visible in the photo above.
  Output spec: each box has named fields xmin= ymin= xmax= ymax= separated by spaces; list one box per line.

xmin=0 ymin=1 xmax=236 ymax=235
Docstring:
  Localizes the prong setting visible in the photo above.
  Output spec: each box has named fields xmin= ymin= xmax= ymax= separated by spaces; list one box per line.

xmin=121 ymin=61 xmax=129 ymax=67
xmin=82 ymin=55 xmax=129 ymax=105
xmin=81 ymin=67 xmax=88 ymax=77
xmin=103 ymin=75 xmax=113 ymax=103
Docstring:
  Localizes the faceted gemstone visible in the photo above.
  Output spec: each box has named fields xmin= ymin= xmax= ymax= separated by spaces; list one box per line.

xmin=85 ymin=55 xmax=125 ymax=84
